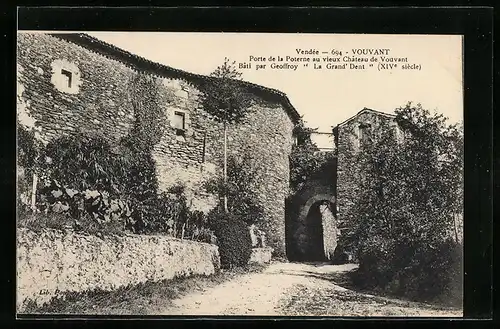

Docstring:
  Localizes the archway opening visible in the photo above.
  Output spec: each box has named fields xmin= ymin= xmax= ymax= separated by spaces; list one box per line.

xmin=302 ymin=200 xmax=327 ymax=261
xmin=286 ymin=196 xmax=337 ymax=262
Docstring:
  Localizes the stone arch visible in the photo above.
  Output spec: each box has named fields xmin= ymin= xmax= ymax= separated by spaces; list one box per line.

xmin=298 ymin=193 xmax=336 ymax=227
xmin=285 ymin=180 xmax=338 ymax=262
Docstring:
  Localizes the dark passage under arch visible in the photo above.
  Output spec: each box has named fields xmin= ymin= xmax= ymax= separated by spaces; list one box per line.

xmin=302 ymin=200 xmax=328 ymax=261
xmin=285 ymin=182 xmax=338 ymax=262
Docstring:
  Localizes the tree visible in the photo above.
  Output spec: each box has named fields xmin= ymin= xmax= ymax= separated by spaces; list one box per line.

xmin=201 ymin=58 xmax=251 ymax=212
xmin=203 ymin=153 xmax=264 ymax=225
xmin=347 ymin=102 xmax=464 ymax=302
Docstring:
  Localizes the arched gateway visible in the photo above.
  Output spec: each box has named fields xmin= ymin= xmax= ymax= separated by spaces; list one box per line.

xmin=285 ymin=180 xmax=338 ymax=262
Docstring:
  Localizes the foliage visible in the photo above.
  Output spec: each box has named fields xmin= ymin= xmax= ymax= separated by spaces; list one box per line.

xmin=346 ymin=102 xmax=463 ymax=304
xmin=132 ymin=184 xmax=188 ymax=237
xmin=17 ymin=122 xmax=39 ymax=176
xmin=29 ymin=133 xmax=207 ymax=239
xmin=292 ymin=117 xmax=317 ymax=146
xmin=289 ymin=118 xmax=336 ymax=193
xmin=203 ymin=153 xmax=264 ymax=225
xmin=200 ymin=57 xmax=251 ymax=125
xmin=38 ymin=180 xmax=131 ymax=222
xmin=39 ymin=133 xmax=128 ymax=197
xmin=128 ymin=73 xmax=167 ymax=149
xmin=187 ymin=211 xmax=217 ymax=244
xmin=17 ymin=122 xmax=40 ymax=213
xmin=120 ymin=139 xmax=158 ymax=193
xmin=208 ymin=210 xmax=252 ymax=269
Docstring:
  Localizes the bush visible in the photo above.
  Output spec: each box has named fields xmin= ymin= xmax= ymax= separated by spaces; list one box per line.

xmin=208 ymin=210 xmax=252 ymax=269
xmin=19 ymin=123 xmax=212 ymax=240
xmin=354 ymin=238 xmax=463 ymax=306
xmin=40 ymin=133 xmax=128 ymax=196
xmin=30 ymin=133 xmax=202 ymax=238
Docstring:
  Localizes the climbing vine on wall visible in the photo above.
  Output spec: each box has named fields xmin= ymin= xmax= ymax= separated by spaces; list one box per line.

xmin=121 ymin=73 xmax=168 ymax=201
xmin=127 ymin=73 xmax=168 ymax=150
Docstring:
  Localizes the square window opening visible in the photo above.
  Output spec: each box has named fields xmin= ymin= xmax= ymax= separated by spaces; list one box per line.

xmin=173 ymin=111 xmax=186 ymax=135
xmin=61 ymin=69 xmax=73 ymax=88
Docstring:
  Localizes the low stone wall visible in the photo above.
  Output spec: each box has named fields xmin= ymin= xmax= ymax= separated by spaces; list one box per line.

xmin=249 ymin=247 xmax=274 ymax=265
xmin=16 ymin=228 xmax=220 ymax=312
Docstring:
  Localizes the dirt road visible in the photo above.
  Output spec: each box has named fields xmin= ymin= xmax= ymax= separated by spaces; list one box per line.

xmin=157 ymin=262 xmax=462 ymax=317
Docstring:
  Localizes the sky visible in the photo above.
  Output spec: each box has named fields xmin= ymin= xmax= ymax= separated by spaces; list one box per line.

xmin=80 ymin=32 xmax=463 ymax=148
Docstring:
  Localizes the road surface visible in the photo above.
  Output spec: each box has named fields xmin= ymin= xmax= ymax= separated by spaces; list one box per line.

xmin=157 ymin=262 xmax=462 ymax=317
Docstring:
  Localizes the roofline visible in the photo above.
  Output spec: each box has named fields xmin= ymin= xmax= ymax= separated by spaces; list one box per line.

xmin=335 ymin=107 xmax=396 ymax=127
xmin=47 ymin=33 xmax=301 ymax=124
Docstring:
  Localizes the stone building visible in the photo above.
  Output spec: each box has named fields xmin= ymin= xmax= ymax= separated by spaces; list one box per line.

xmin=16 ymin=32 xmax=301 ymax=256
xmin=17 ymin=32 xmax=410 ymax=262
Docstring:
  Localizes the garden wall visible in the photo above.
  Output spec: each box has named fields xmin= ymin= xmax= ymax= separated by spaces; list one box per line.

xmin=16 ymin=227 xmax=220 ymax=313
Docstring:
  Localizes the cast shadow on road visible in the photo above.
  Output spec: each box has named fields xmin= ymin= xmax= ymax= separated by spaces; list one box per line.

xmin=285 ymin=262 xmax=362 ymax=290
xmin=273 ymin=262 xmax=460 ymax=311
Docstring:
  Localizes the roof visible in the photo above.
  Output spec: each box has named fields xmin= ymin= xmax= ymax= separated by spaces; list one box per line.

xmin=335 ymin=107 xmax=396 ymax=128
xmin=48 ymin=33 xmax=301 ymax=124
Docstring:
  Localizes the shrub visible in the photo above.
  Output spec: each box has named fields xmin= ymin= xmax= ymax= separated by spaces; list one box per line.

xmin=208 ymin=210 xmax=252 ymax=269
xmin=391 ymin=239 xmax=462 ymax=305
xmin=20 ymin=120 xmax=211 ymax=240
xmin=353 ymin=237 xmax=463 ymax=306
xmin=39 ymin=133 xmax=129 ymax=196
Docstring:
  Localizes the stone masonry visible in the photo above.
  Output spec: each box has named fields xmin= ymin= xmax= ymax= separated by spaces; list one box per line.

xmin=17 ymin=227 xmax=220 ymax=312
xmin=17 ymin=32 xmax=299 ymax=256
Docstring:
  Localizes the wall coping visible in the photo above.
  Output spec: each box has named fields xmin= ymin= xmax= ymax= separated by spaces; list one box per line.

xmin=16 ymin=226 xmax=217 ymax=248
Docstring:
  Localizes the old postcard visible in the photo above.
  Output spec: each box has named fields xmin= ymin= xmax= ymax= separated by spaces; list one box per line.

xmin=17 ymin=31 xmax=463 ymax=317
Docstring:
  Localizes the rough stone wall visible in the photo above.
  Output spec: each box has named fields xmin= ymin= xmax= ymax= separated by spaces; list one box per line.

xmin=335 ymin=110 xmax=396 ymax=237
xmin=17 ymin=32 xmax=137 ymax=146
xmin=16 ymin=227 xmax=220 ymax=312
xmin=17 ymin=32 xmax=295 ymax=257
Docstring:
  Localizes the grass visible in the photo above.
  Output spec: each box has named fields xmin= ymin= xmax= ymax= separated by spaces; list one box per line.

xmin=21 ymin=263 xmax=266 ymax=315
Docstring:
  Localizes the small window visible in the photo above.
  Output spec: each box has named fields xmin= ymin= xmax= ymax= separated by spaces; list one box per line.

xmin=61 ymin=69 xmax=73 ymax=88
xmin=173 ymin=111 xmax=186 ymax=136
